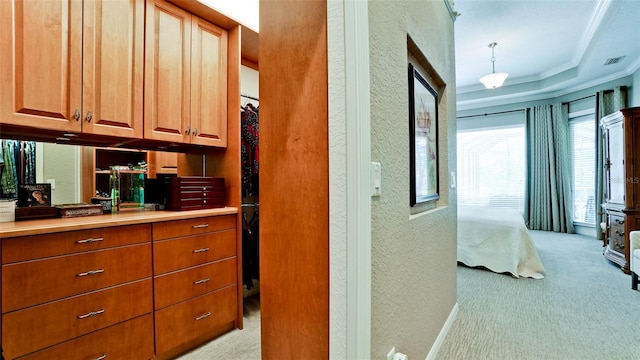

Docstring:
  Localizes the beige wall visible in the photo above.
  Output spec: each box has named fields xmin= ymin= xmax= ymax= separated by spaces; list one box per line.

xmin=369 ymin=1 xmax=457 ymax=358
xmin=40 ymin=143 xmax=81 ymax=204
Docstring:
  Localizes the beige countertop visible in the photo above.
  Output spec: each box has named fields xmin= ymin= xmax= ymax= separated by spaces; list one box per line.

xmin=0 ymin=207 xmax=238 ymax=238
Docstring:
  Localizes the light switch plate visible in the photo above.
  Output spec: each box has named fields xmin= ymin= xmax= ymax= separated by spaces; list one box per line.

xmin=371 ymin=162 xmax=382 ymax=196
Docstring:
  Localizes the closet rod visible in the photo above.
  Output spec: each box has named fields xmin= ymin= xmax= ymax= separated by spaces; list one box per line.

xmin=457 ymin=108 xmax=525 ymax=119
xmin=241 ymin=93 xmax=259 ymax=101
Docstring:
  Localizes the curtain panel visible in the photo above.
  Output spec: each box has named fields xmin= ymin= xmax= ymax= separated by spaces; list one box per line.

xmin=525 ymin=103 xmax=575 ymax=233
xmin=595 ymin=86 xmax=627 ymax=239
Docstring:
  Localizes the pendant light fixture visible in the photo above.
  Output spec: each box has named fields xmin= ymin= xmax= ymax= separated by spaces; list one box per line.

xmin=479 ymin=42 xmax=509 ymax=89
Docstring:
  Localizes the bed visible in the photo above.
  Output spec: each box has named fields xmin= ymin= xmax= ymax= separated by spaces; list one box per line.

xmin=457 ymin=206 xmax=545 ymax=279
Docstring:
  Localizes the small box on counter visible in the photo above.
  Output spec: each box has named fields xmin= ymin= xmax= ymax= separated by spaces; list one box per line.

xmin=165 ymin=176 xmax=226 ymax=210
xmin=55 ymin=203 xmax=103 ymax=218
xmin=15 ymin=206 xmax=58 ymax=221
xmin=91 ymin=197 xmax=113 ymax=213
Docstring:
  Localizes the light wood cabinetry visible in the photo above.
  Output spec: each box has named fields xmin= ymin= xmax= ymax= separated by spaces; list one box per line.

xmin=152 ymin=214 xmax=238 ymax=356
xmin=0 ymin=0 xmax=144 ymax=138
xmin=1 ymin=224 xmax=154 ymax=359
xmin=601 ymin=106 xmax=640 ymax=273
xmin=144 ymin=0 xmax=228 ymax=147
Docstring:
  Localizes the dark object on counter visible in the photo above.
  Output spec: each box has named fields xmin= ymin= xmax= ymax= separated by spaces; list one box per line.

xmin=56 ymin=203 xmax=103 ymax=218
xmin=17 ymin=183 xmax=52 ymax=207
xmin=15 ymin=206 xmax=57 ymax=221
xmin=165 ymin=176 xmax=226 ymax=210
xmin=91 ymin=196 xmax=113 ymax=213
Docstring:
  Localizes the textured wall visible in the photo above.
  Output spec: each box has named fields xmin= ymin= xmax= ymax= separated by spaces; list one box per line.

xmin=369 ymin=1 xmax=458 ymax=358
xmin=632 ymin=68 xmax=640 ymax=106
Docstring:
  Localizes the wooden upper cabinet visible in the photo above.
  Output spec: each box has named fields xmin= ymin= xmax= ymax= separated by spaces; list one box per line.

xmin=190 ymin=17 xmax=228 ymax=147
xmin=0 ymin=0 xmax=82 ymax=132
xmin=144 ymin=0 xmax=192 ymax=143
xmin=0 ymin=0 xmax=144 ymax=138
xmin=82 ymin=0 xmax=145 ymax=138
xmin=145 ymin=0 xmax=228 ymax=147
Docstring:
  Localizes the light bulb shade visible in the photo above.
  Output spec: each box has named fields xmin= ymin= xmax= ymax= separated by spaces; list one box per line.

xmin=479 ymin=72 xmax=509 ymax=89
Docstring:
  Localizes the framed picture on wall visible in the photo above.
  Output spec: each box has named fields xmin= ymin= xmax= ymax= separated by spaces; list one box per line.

xmin=408 ymin=63 xmax=439 ymax=206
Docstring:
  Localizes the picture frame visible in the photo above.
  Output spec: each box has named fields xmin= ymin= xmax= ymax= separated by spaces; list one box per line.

xmin=17 ymin=183 xmax=52 ymax=207
xmin=408 ymin=63 xmax=439 ymax=206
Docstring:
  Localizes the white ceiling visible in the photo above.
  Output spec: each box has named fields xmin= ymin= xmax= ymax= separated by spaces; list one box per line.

xmin=453 ymin=0 xmax=640 ymax=111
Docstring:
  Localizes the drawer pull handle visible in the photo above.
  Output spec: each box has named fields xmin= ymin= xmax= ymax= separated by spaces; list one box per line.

xmin=615 ymin=230 xmax=625 ymax=237
xmin=77 ymin=269 xmax=105 ymax=277
xmin=615 ymin=219 xmax=625 ymax=225
xmin=77 ymin=308 xmax=105 ymax=319
xmin=193 ymin=277 xmax=210 ymax=285
xmin=95 ymin=354 xmax=107 ymax=360
xmin=76 ymin=237 xmax=104 ymax=244
xmin=193 ymin=247 xmax=209 ymax=253
xmin=192 ymin=224 xmax=209 ymax=229
xmin=194 ymin=311 xmax=211 ymax=321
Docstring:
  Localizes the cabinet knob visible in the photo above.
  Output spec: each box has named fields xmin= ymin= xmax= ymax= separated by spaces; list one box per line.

xmin=615 ymin=230 xmax=624 ymax=237
xmin=86 ymin=111 xmax=92 ymax=123
xmin=74 ymin=109 xmax=81 ymax=121
xmin=193 ymin=128 xmax=198 ymax=136
xmin=185 ymin=126 xmax=191 ymax=135
xmin=615 ymin=219 xmax=624 ymax=225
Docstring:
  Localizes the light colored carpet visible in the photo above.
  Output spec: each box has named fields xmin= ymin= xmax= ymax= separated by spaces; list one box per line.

xmin=437 ymin=230 xmax=640 ymax=360
xmin=177 ymin=293 xmax=261 ymax=360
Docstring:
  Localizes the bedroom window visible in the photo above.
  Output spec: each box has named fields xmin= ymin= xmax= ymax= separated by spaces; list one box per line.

xmin=457 ymin=125 xmax=526 ymax=213
xmin=569 ymin=116 xmax=596 ymax=225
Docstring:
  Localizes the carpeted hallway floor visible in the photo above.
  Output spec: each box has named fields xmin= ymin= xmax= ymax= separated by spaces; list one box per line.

xmin=437 ymin=230 xmax=640 ymax=360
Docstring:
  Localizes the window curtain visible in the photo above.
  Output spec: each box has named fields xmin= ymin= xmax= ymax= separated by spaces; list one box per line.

xmin=595 ymin=86 xmax=627 ymax=239
xmin=525 ymin=103 xmax=575 ymax=233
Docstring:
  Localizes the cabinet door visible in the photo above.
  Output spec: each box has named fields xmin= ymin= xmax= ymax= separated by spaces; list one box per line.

xmin=82 ymin=0 xmax=144 ymax=138
xmin=190 ymin=17 xmax=228 ymax=147
xmin=606 ymin=122 xmax=625 ymax=205
xmin=0 ymin=0 xmax=82 ymax=132
xmin=144 ymin=0 xmax=191 ymax=143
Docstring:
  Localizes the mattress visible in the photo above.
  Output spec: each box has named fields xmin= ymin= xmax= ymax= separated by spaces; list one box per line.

xmin=457 ymin=206 xmax=545 ymax=279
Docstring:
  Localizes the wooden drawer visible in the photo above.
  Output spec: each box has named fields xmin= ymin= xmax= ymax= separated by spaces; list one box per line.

xmin=154 ymin=257 xmax=237 ymax=309
xmin=3 ymin=279 xmax=152 ymax=359
xmin=2 ymin=243 xmax=152 ymax=312
xmin=152 ymin=215 xmax=235 ymax=240
xmin=16 ymin=314 xmax=154 ymax=360
xmin=153 ymin=230 xmax=236 ymax=275
xmin=154 ymin=285 xmax=237 ymax=355
xmin=609 ymin=213 xmax=626 ymax=254
xmin=2 ymin=224 xmax=151 ymax=264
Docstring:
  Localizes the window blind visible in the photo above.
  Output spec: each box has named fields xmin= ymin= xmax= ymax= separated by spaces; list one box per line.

xmin=569 ymin=116 xmax=596 ymax=224
xmin=457 ymin=125 xmax=526 ymax=213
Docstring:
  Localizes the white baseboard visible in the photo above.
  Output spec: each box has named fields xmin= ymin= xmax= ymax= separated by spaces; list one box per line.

xmin=425 ymin=302 xmax=459 ymax=360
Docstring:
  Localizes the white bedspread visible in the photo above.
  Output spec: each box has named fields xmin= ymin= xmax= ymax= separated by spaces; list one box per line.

xmin=457 ymin=206 xmax=545 ymax=279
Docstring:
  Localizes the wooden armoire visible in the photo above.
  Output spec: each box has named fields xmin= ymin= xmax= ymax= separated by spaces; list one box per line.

xmin=601 ymin=106 xmax=640 ymax=273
